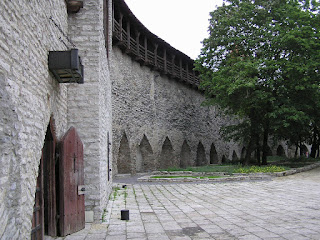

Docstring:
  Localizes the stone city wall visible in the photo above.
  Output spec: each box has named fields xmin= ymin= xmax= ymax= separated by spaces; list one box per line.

xmin=67 ymin=0 xmax=113 ymax=223
xmin=0 ymin=0 xmax=113 ymax=238
xmin=110 ymin=47 xmax=241 ymax=175
xmin=0 ymin=0 xmax=69 ymax=238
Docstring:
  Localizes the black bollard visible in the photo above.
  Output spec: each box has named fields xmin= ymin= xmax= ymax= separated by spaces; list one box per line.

xmin=121 ymin=210 xmax=129 ymax=220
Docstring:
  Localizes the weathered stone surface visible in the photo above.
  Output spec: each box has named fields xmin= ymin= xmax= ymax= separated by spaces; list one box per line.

xmin=0 ymin=1 xmax=69 ymax=238
xmin=67 ymin=0 xmax=113 ymax=222
xmin=0 ymin=0 xmax=113 ymax=238
xmin=110 ymin=47 xmax=240 ymax=174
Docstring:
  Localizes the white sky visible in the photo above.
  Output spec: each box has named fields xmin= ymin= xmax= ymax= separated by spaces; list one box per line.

xmin=124 ymin=0 xmax=224 ymax=59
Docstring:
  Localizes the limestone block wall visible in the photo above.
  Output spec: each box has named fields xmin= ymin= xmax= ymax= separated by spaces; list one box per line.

xmin=0 ymin=0 xmax=69 ymax=238
xmin=110 ymin=47 xmax=241 ymax=174
xmin=67 ymin=0 xmax=113 ymax=221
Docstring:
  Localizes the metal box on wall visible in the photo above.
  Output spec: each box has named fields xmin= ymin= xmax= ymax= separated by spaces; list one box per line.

xmin=48 ymin=49 xmax=84 ymax=84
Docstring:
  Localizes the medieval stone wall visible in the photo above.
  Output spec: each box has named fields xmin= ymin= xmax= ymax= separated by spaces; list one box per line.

xmin=0 ymin=0 xmax=113 ymax=238
xmin=110 ymin=47 xmax=241 ymax=174
xmin=0 ymin=1 xmax=69 ymax=238
xmin=67 ymin=0 xmax=113 ymax=223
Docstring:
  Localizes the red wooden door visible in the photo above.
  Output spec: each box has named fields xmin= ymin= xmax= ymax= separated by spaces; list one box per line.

xmin=59 ymin=127 xmax=85 ymax=236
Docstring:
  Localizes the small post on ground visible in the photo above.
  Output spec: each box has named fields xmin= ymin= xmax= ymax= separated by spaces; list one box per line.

xmin=121 ymin=210 xmax=129 ymax=220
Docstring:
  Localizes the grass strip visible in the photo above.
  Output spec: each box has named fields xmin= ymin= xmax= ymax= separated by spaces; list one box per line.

xmin=150 ymin=175 xmax=222 ymax=179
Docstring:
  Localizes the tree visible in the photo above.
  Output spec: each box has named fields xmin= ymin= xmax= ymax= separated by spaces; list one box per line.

xmin=195 ymin=0 xmax=320 ymax=165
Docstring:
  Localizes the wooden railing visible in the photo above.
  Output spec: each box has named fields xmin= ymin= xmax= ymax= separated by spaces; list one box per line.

xmin=112 ymin=19 xmax=200 ymax=88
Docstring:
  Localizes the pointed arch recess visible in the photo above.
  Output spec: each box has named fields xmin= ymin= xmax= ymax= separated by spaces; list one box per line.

xmin=210 ymin=143 xmax=218 ymax=164
xmin=159 ymin=137 xmax=174 ymax=170
xmin=241 ymin=147 xmax=246 ymax=160
xmin=117 ymin=132 xmax=131 ymax=174
xmin=232 ymin=150 xmax=238 ymax=162
xmin=180 ymin=140 xmax=191 ymax=168
xmin=138 ymin=135 xmax=154 ymax=172
xmin=196 ymin=142 xmax=206 ymax=166
xmin=276 ymin=145 xmax=285 ymax=157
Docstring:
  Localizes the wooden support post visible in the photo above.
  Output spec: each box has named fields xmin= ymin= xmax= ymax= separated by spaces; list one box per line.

xmin=171 ymin=55 xmax=175 ymax=76
xmin=136 ymin=31 xmax=140 ymax=55
xmin=154 ymin=44 xmax=158 ymax=67
xmin=163 ymin=48 xmax=167 ymax=73
xmin=126 ymin=20 xmax=130 ymax=49
xmin=179 ymin=58 xmax=183 ymax=79
xmin=186 ymin=64 xmax=189 ymax=82
xmin=144 ymin=36 xmax=148 ymax=62
xmin=119 ymin=13 xmax=123 ymax=42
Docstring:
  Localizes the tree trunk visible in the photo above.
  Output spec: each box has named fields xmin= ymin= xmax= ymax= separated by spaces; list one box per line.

xmin=299 ymin=139 xmax=303 ymax=157
xmin=310 ymin=126 xmax=318 ymax=158
xmin=243 ymin=131 xmax=257 ymax=166
xmin=256 ymin=136 xmax=261 ymax=166
xmin=294 ymin=144 xmax=298 ymax=158
xmin=261 ymin=120 xmax=269 ymax=165
xmin=243 ymin=139 xmax=254 ymax=166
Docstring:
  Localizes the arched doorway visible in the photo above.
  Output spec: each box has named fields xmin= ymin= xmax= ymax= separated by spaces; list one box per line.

xmin=31 ymin=123 xmax=85 ymax=239
xmin=32 ymin=120 xmax=57 ymax=239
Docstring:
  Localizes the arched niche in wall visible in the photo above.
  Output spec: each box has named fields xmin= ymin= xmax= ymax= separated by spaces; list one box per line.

xmin=232 ymin=150 xmax=239 ymax=162
xmin=265 ymin=145 xmax=273 ymax=156
xmin=241 ymin=147 xmax=246 ymax=160
xmin=196 ymin=142 xmax=206 ymax=166
xmin=276 ymin=145 xmax=285 ymax=157
xmin=300 ymin=144 xmax=308 ymax=157
xmin=137 ymin=135 xmax=154 ymax=172
xmin=117 ymin=132 xmax=131 ymax=174
xmin=180 ymin=140 xmax=192 ymax=169
xmin=221 ymin=155 xmax=227 ymax=164
xmin=210 ymin=143 xmax=218 ymax=164
xmin=159 ymin=137 xmax=174 ymax=170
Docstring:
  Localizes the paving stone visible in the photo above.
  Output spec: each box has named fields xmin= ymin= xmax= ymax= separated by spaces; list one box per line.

xmin=238 ymin=235 xmax=262 ymax=240
xmin=65 ymin=168 xmax=320 ymax=240
xmin=126 ymin=232 xmax=147 ymax=239
xmin=105 ymin=235 xmax=127 ymax=240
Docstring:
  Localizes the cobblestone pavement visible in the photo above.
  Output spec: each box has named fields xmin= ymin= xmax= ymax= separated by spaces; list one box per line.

xmin=59 ymin=168 xmax=320 ymax=240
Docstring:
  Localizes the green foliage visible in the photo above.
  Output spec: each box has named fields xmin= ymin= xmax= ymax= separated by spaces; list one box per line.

xmin=234 ymin=165 xmax=288 ymax=173
xmin=195 ymin=0 xmax=320 ymax=161
xmin=102 ymin=209 xmax=107 ymax=222
xmin=160 ymin=167 xmax=193 ymax=171
xmin=159 ymin=157 xmax=320 ymax=174
xmin=112 ymin=186 xmax=120 ymax=200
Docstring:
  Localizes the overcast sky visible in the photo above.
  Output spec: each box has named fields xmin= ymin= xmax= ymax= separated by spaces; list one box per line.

xmin=124 ymin=0 xmax=224 ymax=59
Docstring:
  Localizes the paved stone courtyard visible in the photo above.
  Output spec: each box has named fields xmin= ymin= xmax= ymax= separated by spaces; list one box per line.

xmin=58 ymin=168 xmax=320 ymax=240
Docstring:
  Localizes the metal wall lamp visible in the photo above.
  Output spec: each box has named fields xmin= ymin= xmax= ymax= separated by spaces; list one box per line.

xmin=67 ymin=0 xmax=84 ymax=13
xmin=48 ymin=49 xmax=84 ymax=84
